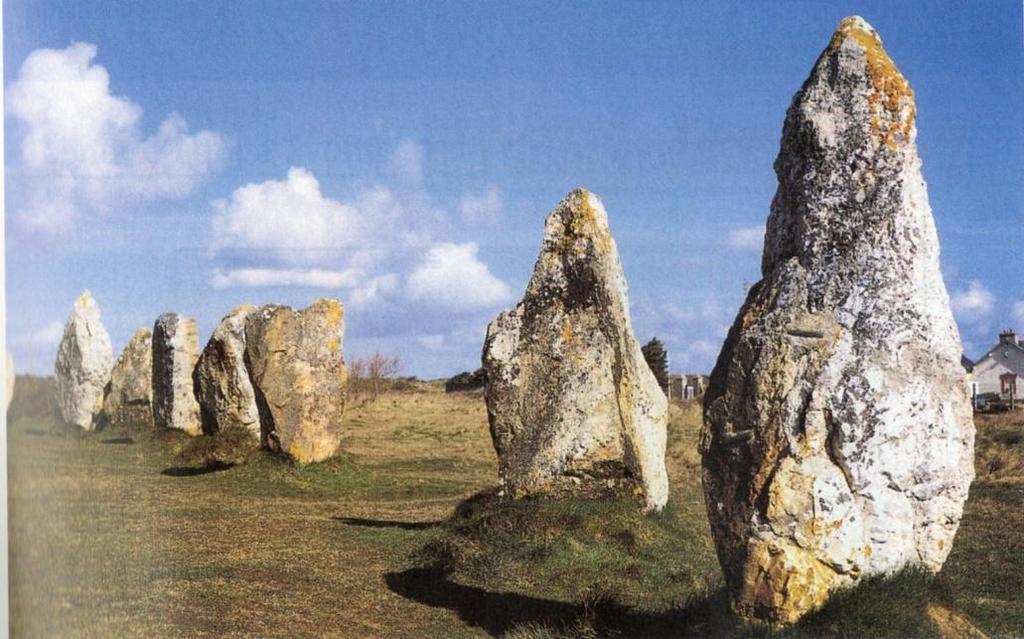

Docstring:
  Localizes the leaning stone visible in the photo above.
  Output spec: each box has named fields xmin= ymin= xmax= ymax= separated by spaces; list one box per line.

xmin=54 ymin=290 xmax=113 ymax=430
xmin=194 ymin=305 xmax=260 ymax=439
xmin=700 ymin=16 xmax=975 ymax=624
xmin=100 ymin=328 xmax=153 ymax=428
xmin=482 ymin=188 xmax=669 ymax=511
xmin=244 ymin=299 xmax=347 ymax=463
xmin=151 ymin=313 xmax=202 ymax=436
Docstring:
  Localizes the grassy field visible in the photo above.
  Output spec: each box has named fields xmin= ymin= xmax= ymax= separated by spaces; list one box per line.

xmin=7 ymin=377 xmax=1024 ymax=638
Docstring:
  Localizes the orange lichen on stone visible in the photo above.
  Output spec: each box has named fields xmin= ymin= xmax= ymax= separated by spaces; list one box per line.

xmin=830 ymin=17 xmax=916 ymax=149
xmin=321 ymin=299 xmax=344 ymax=326
xmin=561 ymin=316 xmax=574 ymax=343
xmin=567 ymin=189 xmax=613 ymax=256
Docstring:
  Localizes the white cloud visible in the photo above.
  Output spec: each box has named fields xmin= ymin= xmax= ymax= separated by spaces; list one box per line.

xmin=211 ymin=167 xmax=371 ymax=264
xmin=1013 ymin=300 xmax=1024 ymax=325
xmin=407 ymin=242 xmax=512 ymax=309
xmin=7 ymin=42 xmax=227 ymax=233
xmin=349 ymin=274 xmax=400 ymax=309
xmin=207 ymin=144 xmax=511 ymax=323
xmin=458 ymin=186 xmax=503 ymax=224
xmin=951 ymin=280 xmax=995 ymax=318
xmin=388 ymin=139 xmax=423 ymax=185
xmin=724 ymin=225 xmax=765 ymax=252
xmin=21 ymin=320 xmax=65 ymax=347
xmin=209 ymin=267 xmax=359 ymax=289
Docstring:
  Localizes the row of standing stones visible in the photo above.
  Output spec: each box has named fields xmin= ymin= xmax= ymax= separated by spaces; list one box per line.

xmin=49 ymin=16 xmax=975 ymax=627
xmin=54 ymin=295 xmax=348 ymax=464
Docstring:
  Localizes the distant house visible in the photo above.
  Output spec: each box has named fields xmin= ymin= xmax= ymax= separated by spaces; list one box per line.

xmin=668 ymin=373 xmax=708 ymax=401
xmin=969 ymin=329 xmax=1024 ymax=407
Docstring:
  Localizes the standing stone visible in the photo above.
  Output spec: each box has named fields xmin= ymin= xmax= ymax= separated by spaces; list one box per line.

xmin=5 ymin=351 xmax=15 ymax=411
xmin=482 ymin=188 xmax=668 ymax=511
xmin=54 ymin=291 xmax=114 ymax=430
xmin=194 ymin=305 xmax=260 ymax=439
xmin=100 ymin=328 xmax=154 ymax=428
xmin=152 ymin=313 xmax=202 ymax=436
xmin=701 ymin=17 xmax=975 ymax=624
xmin=244 ymin=299 xmax=347 ymax=463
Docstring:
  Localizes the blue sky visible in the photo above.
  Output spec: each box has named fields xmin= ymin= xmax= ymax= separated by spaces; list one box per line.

xmin=5 ymin=1 xmax=1022 ymax=378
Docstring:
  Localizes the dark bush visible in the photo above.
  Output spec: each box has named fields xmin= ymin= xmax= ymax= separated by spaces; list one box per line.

xmin=445 ymin=368 xmax=487 ymax=393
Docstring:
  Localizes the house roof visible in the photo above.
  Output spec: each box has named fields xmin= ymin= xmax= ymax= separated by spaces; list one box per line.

xmin=961 ymin=354 xmax=974 ymax=373
xmin=975 ymin=337 xmax=1024 ymax=372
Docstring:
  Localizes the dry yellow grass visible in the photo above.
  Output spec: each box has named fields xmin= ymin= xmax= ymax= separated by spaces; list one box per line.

xmin=7 ymin=382 xmax=1024 ymax=638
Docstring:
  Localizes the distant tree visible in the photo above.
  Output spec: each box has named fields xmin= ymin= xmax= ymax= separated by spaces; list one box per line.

xmin=641 ymin=338 xmax=669 ymax=394
xmin=348 ymin=352 xmax=401 ymax=401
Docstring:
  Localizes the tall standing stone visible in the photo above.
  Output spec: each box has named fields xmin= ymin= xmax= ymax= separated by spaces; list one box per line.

xmin=482 ymin=188 xmax=669 ymax=511
xmin=701 ymin=17 xmax=975 ymax=624
xmin=54 ymin=291 xmax=113 ymax=430
xmin=152 ymin=313 xmax=202 ymax=436
xmin=194 ymin=305 xmax=260 ymax=439
xmin=244 ymin=299 xmax=347 ymax=463
xmin=99 ymin=328 xmax=153 ymax=428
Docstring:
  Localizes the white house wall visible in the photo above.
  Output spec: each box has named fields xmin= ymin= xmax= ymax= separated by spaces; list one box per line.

xmin=972 ymin=345 xmax=1024 ymax=395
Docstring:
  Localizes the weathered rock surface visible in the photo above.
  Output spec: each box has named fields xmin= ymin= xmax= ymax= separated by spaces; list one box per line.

xmin=6 ymin=351 xmax=15 ymax=411
xmin=194 ymin=305 xmax=260 ymax=439
xmin=54 ymin=291 xmax=114 ymax=429
xmin=482 ymin=188 xmax=669 ymax=511
xmin=244 ymin=299 xmax=347 ymax=463
xmin=152 ymin=313 xmax=202 ymax=436
xmin=701 ymin=17 xmax=975 ymax=624
xmin=100 ymin=328 xmax=153 ymax=428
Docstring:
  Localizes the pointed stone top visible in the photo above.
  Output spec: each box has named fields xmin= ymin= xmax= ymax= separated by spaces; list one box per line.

xmin=816 ymin=15 xmax=915 ymax=149
xmin=70 ymin=289 xmax=102 ymax=320
xmin=76 ymin=289 xmax=95 ymax=306
xmin=545 ymin=188 xmax=613 ymax=256
xmin=834 ymin=16 xmax=880 ymax=43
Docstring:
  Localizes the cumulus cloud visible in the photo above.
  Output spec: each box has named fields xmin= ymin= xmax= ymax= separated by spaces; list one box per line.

xmin=951 ymin=280 xmax=995 ymax=318
xmin=6 ymin=42 xmax=227 ymax=234
xmin=407 ymin=242 xmax=512 ymax=309
xmin=211 ymin=167 xmax=371 ymax=264
xmin=724 ymin=225 xmax=765 ymax=252
xmin=207 ymin=141 xmax=512 ymax=323
xmin=209 ymin=267 xmax=359 ymax=289
xmin=458 ymin=186 xmax=503 ymax=224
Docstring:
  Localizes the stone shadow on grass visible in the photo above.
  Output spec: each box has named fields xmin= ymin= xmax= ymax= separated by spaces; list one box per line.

xmin=161 ymin=461 xmax=235 ymax=477
xmin=384 ymin=566 xmax=582 ymax=636
xmin=100 ymin=436 xmax=134 ymax=445
xmin=333 ymin=516 xmax=443 ymax=531
xmin=384 ymin=564 xmax=734 ymax=638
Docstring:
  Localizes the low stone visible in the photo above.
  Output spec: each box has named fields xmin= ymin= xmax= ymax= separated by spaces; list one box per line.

xmin=100 ymin=328 xmax=153 ymax=428
xmin=54 ymin=291 xmax=113 ymax=430
xmin=194 ymin=305 xmax=260 ymax=439
xmin=482 ymin=188 xmax=669 ymax=511
xmin=151 ymin=313 xmax=202 ymax=436
xmin=244 ymin=299 xmax=347 ymax=463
